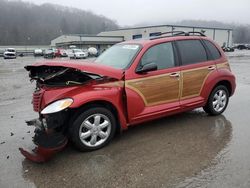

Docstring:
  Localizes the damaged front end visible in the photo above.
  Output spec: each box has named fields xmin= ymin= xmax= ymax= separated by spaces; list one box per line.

xmin=20 ymin=111 xmax=69 ymax=163
xmin=20 ymin=64 xmax=103 ymax=163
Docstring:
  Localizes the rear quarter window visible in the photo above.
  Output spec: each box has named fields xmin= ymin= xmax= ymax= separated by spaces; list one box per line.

xmin=176 ymin=40 xmax=207 ymax=65
xmin=203 ymin=40 xmax=221 ymax=60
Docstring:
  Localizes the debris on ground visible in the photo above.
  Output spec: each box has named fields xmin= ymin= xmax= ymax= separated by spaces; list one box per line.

xmin=0 ymin=141 xmax=6 ymax=145
xmin=11 ymin=115 xmax=14 ymax=118
xmin=27 ymin=131 xmax=30 ymax=133
xmin=10 ymin=132 xmax=14 ymax=136
xmin=7 ymin=156 xmax=9 ymax=159
xmin=22 ymin=137 xmax=24 ymax=140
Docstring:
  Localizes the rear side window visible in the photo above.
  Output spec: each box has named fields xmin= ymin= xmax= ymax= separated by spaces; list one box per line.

xmin=176 ymin=40 xmax=207 ymax=65
xmin=140 ymin=42 xmax=175 ymax=70
xmin=203 ymin=40 xmax=221 ymax=60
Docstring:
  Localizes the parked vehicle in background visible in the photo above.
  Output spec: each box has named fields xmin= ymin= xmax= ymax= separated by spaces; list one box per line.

xmin=20 ymin=31 xmax=236 ymax=163
xmin=44 ymin=49 xmax=55 ymax=58
xmin=34 ymin=49 xmax=44 ymax=57
xmin=68 ymin=49 xmax=88 ymax=59
xmin=69 ymin=45 xmax=77 ymax=49
xmin=55 ymin=48 xmax=68 ymax=57
xmin=88 ymin=47 xmax=98 ymax=57
xmin=222 ymin=46 xmax=234 ymax=52
xmin=3 ymin=48 xmax=16 ymax=59
xmin=236 ymin=44 xmax=247 ymax=50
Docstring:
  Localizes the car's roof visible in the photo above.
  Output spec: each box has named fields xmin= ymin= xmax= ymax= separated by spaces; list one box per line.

xmin=120 ymin=36 xmax=210 ymax=47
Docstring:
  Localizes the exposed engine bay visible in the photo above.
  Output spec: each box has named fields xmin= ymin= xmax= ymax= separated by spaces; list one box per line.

xmin=25 ymin=65 xmax=102 ymax=87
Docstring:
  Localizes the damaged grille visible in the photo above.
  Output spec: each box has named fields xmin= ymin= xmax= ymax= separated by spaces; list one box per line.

xmin=32 ymin=90 xmax=44 ymax=112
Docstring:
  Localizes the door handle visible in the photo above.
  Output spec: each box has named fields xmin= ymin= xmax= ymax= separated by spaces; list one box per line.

xmin=170 ymin=72 xmax=180 ymax=78
xmin=208 ymin=66 xmax=216 ymax=70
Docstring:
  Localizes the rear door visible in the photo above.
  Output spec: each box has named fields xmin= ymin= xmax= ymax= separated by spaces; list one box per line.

xmin=176 ymin=39 xmax=216 ymax=107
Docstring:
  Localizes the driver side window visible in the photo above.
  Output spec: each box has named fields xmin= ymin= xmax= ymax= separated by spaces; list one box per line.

xmin=140 ymin=42 xmax=175 ymax=70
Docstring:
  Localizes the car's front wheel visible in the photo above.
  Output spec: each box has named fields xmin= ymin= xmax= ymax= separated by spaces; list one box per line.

xmin=203 ymin=85 xmax=229 ymax=115
xmin=70 ymin=107 xmax=116 ymax=151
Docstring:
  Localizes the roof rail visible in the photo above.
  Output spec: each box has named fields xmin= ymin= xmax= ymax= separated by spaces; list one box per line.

xmin=186 ymin=31 xmax=206 ymax=36
xmin=150 ymin=31 xmax=206 ymax=40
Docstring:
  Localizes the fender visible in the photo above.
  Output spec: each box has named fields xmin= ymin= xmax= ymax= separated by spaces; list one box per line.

xmin=40 ymin=83 xmax=128 ymax=130
xmin=69 ymin=87 xmax=128 ymax=130
xmin=200 ymin=67 xmax=236 ymax=104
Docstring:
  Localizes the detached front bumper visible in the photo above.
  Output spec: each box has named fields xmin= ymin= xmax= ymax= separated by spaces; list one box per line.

xmin=19 ymin=112 xmax=69 ymax=163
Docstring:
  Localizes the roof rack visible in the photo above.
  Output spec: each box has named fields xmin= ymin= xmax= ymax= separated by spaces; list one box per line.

xmin=150 ymin=31 xmax=206 ymax=40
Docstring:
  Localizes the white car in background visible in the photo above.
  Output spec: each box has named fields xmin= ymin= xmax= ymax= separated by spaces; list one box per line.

xmin=68 ymin=49 xmax=88 ymax=59
xmin=3 ymin=48 xmax=16 ymax=59
xmin=34 ymin=49 xmax=44 ymax=56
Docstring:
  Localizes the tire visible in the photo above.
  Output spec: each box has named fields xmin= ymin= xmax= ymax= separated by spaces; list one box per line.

xmin=69 ymin=107 xmax=116 ymax=151
xmin=203 ymin=85 xmax=229 ymax=116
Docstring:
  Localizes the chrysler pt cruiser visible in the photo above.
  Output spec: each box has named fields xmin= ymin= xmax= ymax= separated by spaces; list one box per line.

xmin=20 ymin=31 xmax=236 ymax=162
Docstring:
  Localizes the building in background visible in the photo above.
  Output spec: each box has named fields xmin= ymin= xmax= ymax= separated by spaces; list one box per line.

xmin=99 ymin=24 xmax=233 ymax=47
xmin=51 ymin=24 xmax=233 ymax=50
xmin=51 ymin=35 xmax=124 ymax=51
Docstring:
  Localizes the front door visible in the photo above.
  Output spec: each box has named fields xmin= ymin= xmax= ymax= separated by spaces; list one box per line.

xmin=125 ymin=42 xmax=181 ymax=124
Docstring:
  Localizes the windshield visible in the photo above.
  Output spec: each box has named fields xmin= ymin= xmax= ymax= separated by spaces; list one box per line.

xmin=95 ymin=44 xmax=140 ymax=69
xmin=74 ymin=49 xmax=82 ymax=53
xmin=7 ymin=49 xmax=15 ymax=52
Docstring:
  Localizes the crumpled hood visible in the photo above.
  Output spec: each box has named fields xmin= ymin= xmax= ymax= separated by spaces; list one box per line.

xmin=25 ymin=60 xmax=124 ymax=80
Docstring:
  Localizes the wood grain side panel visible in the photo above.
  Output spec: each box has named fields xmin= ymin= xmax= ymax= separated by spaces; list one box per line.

xmin=217 ymin=62 xmax=230 ymax=70
xmin=181 ymin=68 xmax=210 ymax=98
xmin=126 ymin=73 xmax=180 ymax=106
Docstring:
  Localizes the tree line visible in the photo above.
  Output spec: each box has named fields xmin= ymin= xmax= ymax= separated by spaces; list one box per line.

xmin=0 ymin=0 xmax=118 ymax=45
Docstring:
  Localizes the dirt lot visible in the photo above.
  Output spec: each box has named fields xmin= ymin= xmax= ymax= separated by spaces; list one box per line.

xmin=0 ymin=52 xmax=250 ymax=188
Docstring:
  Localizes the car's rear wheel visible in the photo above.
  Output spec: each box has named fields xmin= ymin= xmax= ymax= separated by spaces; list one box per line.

xmin=203 ymin=85 xmax=229 ymax=115
xmin=70 ymin=107 xmax=116 ymax=151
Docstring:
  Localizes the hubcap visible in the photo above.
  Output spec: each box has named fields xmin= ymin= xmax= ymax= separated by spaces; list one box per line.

xmin=79 ymin=114 xmax=111 ymax=147
xmin=212 ymin=90 xmax=227 ymax=112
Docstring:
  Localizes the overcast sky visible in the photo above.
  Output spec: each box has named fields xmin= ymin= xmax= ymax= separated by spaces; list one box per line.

xmin=28 ymin=0 xmax=250 ymax=26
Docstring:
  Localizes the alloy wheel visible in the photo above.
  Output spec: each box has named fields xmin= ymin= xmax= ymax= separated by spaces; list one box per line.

xmin=212 ymin=89 xmax=227 ymax=113
xmin=79 ymin=113 xmax=111 ymax=147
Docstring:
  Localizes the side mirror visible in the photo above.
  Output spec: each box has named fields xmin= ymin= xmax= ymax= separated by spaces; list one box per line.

xmin=136 ymin=62 xmax=158 ymax=74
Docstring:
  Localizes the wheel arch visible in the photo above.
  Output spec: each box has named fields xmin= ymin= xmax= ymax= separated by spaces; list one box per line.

xmin=214 ymin=80 xmax=232 ymax=96
xmin=202 ymin=78 xmax=233 ymax=107
xmin=69 ymin=100 xmax=127 ymax=134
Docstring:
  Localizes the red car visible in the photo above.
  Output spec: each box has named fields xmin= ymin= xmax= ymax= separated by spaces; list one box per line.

xmin=20 ymin=31 xmax=236 ymax=162
xmin=55 ymin=48 xmax=68 ymax=57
